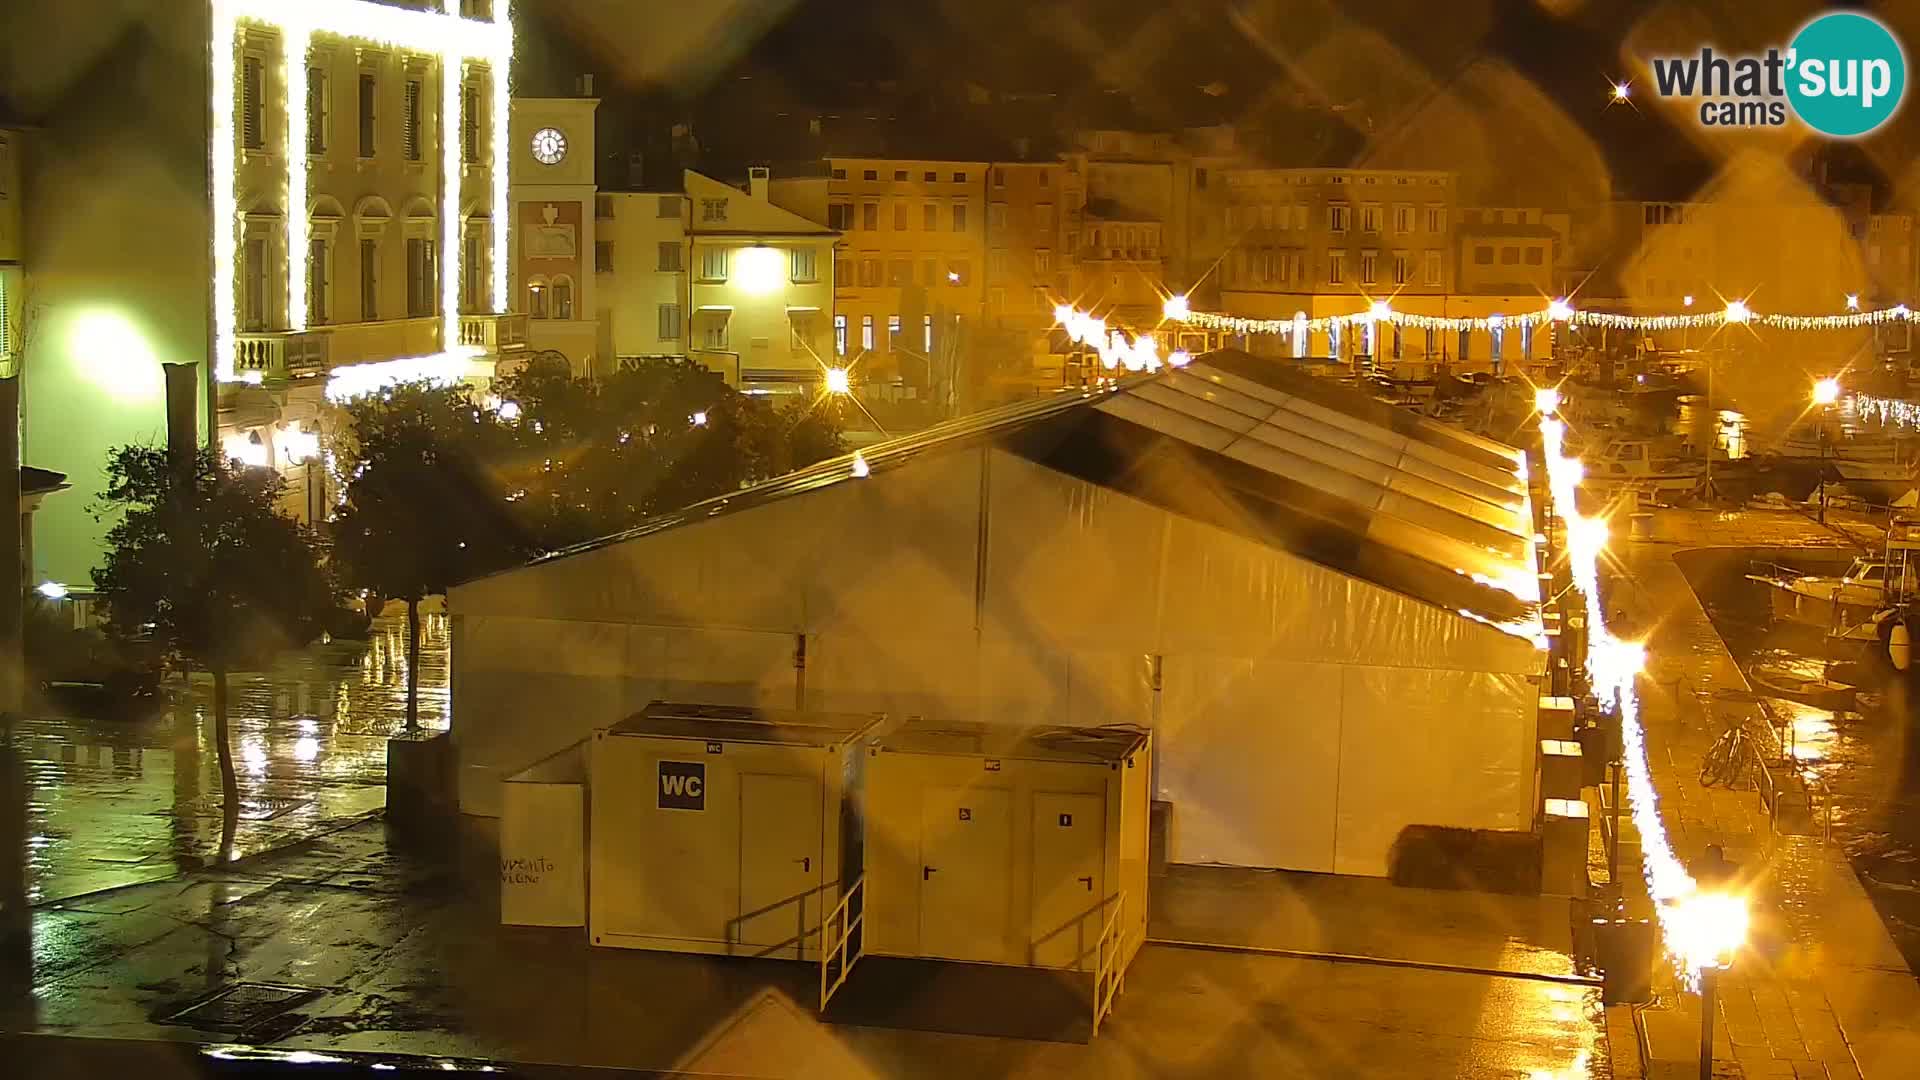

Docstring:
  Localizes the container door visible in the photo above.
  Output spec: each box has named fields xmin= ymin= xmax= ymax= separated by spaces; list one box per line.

xmin=918 ymin=785 xmax=1011 ymax=963
xmin=737 ymin=773 xmax=822 ymax=957
xmin=1030 ymin=793 xmax=1106 ymax=970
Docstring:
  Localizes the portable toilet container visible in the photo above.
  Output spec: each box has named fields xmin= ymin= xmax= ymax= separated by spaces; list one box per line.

xmin=859 ymin=723 xmax=1151 ymax=974
xmin=589 ymin=702 xmax=885 ymax=960
xmin=500 ymin=741 xmax=588 ymax=927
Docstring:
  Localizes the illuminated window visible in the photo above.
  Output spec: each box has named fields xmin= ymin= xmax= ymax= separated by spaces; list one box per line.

xmin=403 ymin=79 xmax=422 ymax=161
xmin=833 ymin=314 xmax=847 ymax=355
xmin=887 ymin=314 xmax=902 ymax=348
xmin=922 ymin=313 xmax=933 ymax=352
xmin=405 ymin=238 xmax=436 ymax=317
xmin=357 ymin=72 xmax=376 ymax=158
xmin=241 ymin=55 xmax=264 ymax=151
xmin=790 ymin=247 xmax=817 ymax=282
xmin=360 ymin=239 xmax=379 ymax=319
xmin=307 ymin=68 xmax=329 ymax=154
xmin=861 ymin=314 xmax=874 ymax=350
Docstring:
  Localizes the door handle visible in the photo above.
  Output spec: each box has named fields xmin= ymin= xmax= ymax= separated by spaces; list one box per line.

xmin=923 ymin=866 xmax=938 ymax=881
xmin=1078 ymin=875 xmax=1093 ymax=891
xmin=796 ymin=857 xmax=811 ymax=873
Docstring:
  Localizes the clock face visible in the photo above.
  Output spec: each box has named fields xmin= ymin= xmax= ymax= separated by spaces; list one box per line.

xmin=531 ymin=127 xmax=567 ymax=166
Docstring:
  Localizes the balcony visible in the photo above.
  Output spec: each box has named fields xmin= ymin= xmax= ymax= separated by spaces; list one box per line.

xmin=324 ymin=316 xmax=442 ymax=369
xmin=459 ymin=312 xmax=530 ymax=353
xmin=235 ymin=331 xmax=331 ymax=380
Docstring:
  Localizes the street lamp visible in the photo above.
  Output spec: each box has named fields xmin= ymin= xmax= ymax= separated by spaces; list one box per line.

xmin=823 ymin=367 xmax=852 ymax=395
xmin=1847 ymin=294 xmax=1861 ymax=311
xmin=1668 ymin=888 xmax=1750 ymax=1080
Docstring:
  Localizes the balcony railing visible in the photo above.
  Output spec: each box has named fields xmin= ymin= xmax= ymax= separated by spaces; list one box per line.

xmin=459 ymin=312 xmax=530 ymax=353
xmin=235 ymin=331 xmax=331 ymax=380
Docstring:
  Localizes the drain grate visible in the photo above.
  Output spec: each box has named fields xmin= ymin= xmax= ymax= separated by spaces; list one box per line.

xmin=162 ymin=982 xmax=325 ymax=1032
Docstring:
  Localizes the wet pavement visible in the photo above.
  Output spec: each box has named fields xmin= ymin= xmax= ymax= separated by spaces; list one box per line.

xmin=8 ymin=609 xmax=447 ymax=906
xmin=10 ymin=818 xmax=1610 ymax=1078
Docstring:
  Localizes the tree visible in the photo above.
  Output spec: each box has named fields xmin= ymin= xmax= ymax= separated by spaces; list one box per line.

xmin=92 ymin=446 xmax=336 ymax=827
xmin=331 ymin=382 xmax=530 ymax=730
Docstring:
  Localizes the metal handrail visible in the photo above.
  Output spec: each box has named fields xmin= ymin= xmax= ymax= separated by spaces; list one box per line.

xmin=1092 ymin=891 xmax=1127 ymax=1037
xmin=818 ymin=876 xmax=864 ymax=1012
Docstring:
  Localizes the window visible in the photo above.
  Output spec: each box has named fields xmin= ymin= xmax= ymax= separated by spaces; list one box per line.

xmin=358 ymin=73 xmax=376 ymax=157
xmin=948 ymin=260 xmax=969 ymax=285
xmin=657 ymin=195 xmax=680 ymax=218
xmin=952 ymin=171 xmax=966 ymax=183
xmin=893 ymin=202 xmax=907 ymax=230
xmin=240 ymin=236 xmax=271 ymax=330
xmin=888 ymin=259 xmax=911 ymax=287
xmin=308 ymin=239 xmax=330 ymax=324
xmin=1359 ymin=250 xmax=1377 ymax=285
xmin=1394 ymin=205 xmax=1413 ymax=233
xmin=827 ymin=203 xmax=852 ymax=230
xmin=1425 ymin=206 xmax=1445 ymax=233
xmin=922 ymin=203 xmax=937 ymax=231
xmin=831 ymin=168 xmax=846 ymax=180
xmin=861 ymin=203 xmax=878 ymax=230
xmin=657 ymin=302 xmax=681 ymax=341
xmin=359 ymin=238 xmax=378 ymax=319
xmin=791 ymin=312 xmax=817 ymax=349
xmin=462 ymin=83 xmax=479 ymax=162
xmin=988 ymin=249 xmax=1007 ymax=277
xmin=458 ymin=232 xmax=482 ymax=312
xmin=887 ymin=314 xmax=902 ymax=348
xmin=658 ymin=241 xmax=682 ymax=272
xmin=699 ymin=246 xmax=728 ymax=281
xmin=893 ymin=169 xmax=908 ymax=181
xmin=790 ymin=247 xmax=817 ymax=282
xmin=405 ymin=238 xmax=436 ymax=317
xmin=989 ymin=204 xmax=1007 ymax=230
xmin=1392 ymin=251 xmax=1411 ymax=285
xmin=835 ymin=256 xmax=853 ymax=284
xmin=696 ymin=311 xmax=729 ymax=350
xmin=922 ymin=313 xmax=933 ymax=352
xmin=992 ymin=167 xmax=1006 ymax=188
xmin=595 ymin=241 xmax=613 ymax=273
xmin=307 ymin=68 xmax=329 ymax=154
xmin=1525 ymin=246 xmax=1544 ymax=266
xmin=1457 ymin=328 xmax=1471 ymax=362
xmin=1361 ymin=205 xmax=1382 ymax=232
xmin=527 ymin=278 xmax=547 ymax=319
xmin=861 ymin=314 xmax=874 ymax=350
xmin=1037 ymin=205 xmax=1054 ymax=234
xmin=1294 ymin=205 xmax=1308 ymax=231
xmin=241 ymin=56 xmax=264 ymax=150
xmin=1327 ymin=250 xmax=1345 ymax=284
xmin=1423 ymin=250 xmax=1443 ymax=285
xmin=1035 ymin=249 xmax=1052 ymax=274
xmin=1329 ymin=204 xmax=1349 ymax=232
xmin=863 ymin=169 xmax=878 ymax=181
xmin=860 ymin=258 xmax=881 ymax=287
xmin=403 ymin=79 xmax=422 ymax=161
xmin=920 ymin=258 xmax=937 ymax=285
xmin=952 ymin=204 xmax=967 ymax=232
xmin=924 ymin=171 xmax=937 ymax=183
xmin=1474 ymin=245 xmax=1495 ymax=265
xmin=1195 ymin=167 xmax=1208 ymax=189
xmin=1500 ymin=246 xmax=1520 ymax=265
xmin=701 ymin=198 xmax=728 ymax=223
xmin=834 ymin=314 xmax=847 ymax=355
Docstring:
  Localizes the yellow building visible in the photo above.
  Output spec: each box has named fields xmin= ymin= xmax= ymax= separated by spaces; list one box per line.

xmin=686 ymin=169 xmax=840 ymax=395
xmin=511 ymin=95 xmax=600 ymax=374
xmin=594 ymin=190 xmax=689 ymax=367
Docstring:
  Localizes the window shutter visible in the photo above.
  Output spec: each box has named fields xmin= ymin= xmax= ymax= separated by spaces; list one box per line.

xmin=0 ymin=274 xmax=11 ymax=360
xmin=306 ymin=71 xmax=325 ymax=153
xmin=241 ymin=57 xmax=263 ymax=150
xmin=403 ymin=80 xmax=421 ymax=161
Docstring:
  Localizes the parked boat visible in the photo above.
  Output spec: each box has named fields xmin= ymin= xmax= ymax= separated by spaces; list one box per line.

xmin=1833 ymin=458 xmax=1918 ymax=503
xmin=1747 ymin=662 xmax=1857 ymax=711
xmin=1585 ymin=438 xmax=1707 ymax=500
xmin=1747 ymin=556 xmax=1900 ymax=629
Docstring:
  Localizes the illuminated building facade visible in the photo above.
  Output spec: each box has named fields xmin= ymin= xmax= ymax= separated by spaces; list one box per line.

xmin=2 ymin=0 xmax=521 ymax=580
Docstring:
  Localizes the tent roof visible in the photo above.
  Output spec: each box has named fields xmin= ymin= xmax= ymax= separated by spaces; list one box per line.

xmin=512 ymin=352 xmax=1540 ymax=634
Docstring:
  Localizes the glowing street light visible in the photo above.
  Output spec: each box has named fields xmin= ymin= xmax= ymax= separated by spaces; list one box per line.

xmin=1846 ymin=293 xmax=1861 ymax=311
xmin=1168 ymin=349 xmax=1192 ymax=368
xmin=824 ymin=367 xmax=853 ymax=395
xmin=1163 ymin=294 xmax=1191 ymax=321
xmin=1368 ymin=299 xmax=1393 ymax=322
xmin=1612 ymin=81 xmax=1631 ymax=102
xmin=1723 ymin=300 xmax=1751 ymax=324
xmin=36 ymin=581 xmax=69 ymax=601
xmin=690 ymin=411 xmax=708 ymax=427
xmin=1683 ymin=295 xmax=1694 ymax=308
xmin=1812 ymin=377 xmax=1841 ymax=406
xmin=1548 ymin=298 xmax=1575 ymax=322
xmin=1053 ymin=303 xmax=1075 ymax=326
xmin=1534 ymin=386 xmax=1562 ymax=415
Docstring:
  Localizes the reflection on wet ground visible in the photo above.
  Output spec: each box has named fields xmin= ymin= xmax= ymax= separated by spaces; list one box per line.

xmin=7 ymin=611 xmax=447 ymax=906
xmin=1695 ymin=573 xmax=1920 ymax=972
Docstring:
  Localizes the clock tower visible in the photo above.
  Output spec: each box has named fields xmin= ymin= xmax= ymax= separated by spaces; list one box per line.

xmin=510 ymin=96 xmax=600 ymax=375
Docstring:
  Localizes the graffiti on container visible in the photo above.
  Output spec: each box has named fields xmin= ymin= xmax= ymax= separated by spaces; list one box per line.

xmin=500 ymin=856 xmax=556 ymax=885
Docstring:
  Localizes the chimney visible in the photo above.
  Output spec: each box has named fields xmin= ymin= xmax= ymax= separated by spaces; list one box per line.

xmin=577 ymin=73 xmax=595 ymax=97
xmin=748 ymin=166 xmax=770 ymax=201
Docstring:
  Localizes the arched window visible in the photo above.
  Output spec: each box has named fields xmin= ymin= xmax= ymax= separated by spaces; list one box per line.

xmin=550 ymin=275 xmax=575 ymax=320
xmin=527 ymin=275 xmax=550 ymax=320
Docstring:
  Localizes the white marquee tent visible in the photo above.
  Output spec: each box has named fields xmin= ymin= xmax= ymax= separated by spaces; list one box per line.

xmin=449 ymin=352 xmax=1547 ymax=876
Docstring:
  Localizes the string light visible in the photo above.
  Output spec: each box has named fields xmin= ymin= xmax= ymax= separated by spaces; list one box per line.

xmin=324 ymin=347 xmax=487 ymax=402
xmin=212 ymin=0 xmax=514 ymax=382
xmin=1168 ymin=295 xmax=1916 ymax=338
xmin=1852 ymin=392 xmax=1920 ymax=429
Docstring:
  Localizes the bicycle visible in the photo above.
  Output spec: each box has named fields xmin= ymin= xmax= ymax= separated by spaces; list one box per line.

xmin=1699 ymin=723 xmax=1753 ymax=789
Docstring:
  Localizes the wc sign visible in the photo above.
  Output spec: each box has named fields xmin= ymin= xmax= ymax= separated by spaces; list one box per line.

xmin=658 ymin=761 xmax=706 ymax=810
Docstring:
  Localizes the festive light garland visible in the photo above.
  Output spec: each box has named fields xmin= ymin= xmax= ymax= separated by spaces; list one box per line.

xmin=213 ymin=0 xmax=514 ymax=382
xmin=1170 ymin=295 xmax=1914 ymax=338
xmin=323 ymin=349 xmax=491 ymax=402
xmin=1055 ymin=304 xmax=1187 ymax=372
xmin=1850 ymin=392 xmax=1920 ymax=430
